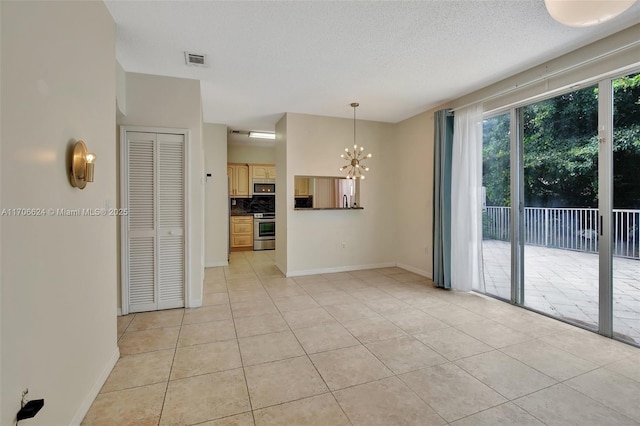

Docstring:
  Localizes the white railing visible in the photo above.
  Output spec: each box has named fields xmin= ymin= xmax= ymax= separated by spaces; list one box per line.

xmin=483 ymin=206 xmax=640 ymax=259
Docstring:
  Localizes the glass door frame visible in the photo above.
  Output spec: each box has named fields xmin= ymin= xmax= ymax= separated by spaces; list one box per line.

xmin=510 ymin=107 xmax=525 ymax=306
xmin=598 ymin=79 xmax=613 ymax=338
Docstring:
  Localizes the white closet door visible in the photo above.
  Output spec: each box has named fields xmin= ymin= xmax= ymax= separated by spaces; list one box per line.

xmin=157 ymin=133 xmax=185 ymax=309
xmin=123 ymin=130 xmax=186 ymax=314
xmin=127 ymin=132 xmax=157 ymax=313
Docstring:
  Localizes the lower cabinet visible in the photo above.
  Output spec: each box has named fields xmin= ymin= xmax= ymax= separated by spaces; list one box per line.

xmin=230 ymin=216 xmax=253 ymax=251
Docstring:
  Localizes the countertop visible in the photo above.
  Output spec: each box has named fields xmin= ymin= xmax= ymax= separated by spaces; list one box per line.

xmin=294 ymin=207 xmax=364 ymax=211
xmin=230 ymin=212 xmax=254 ymax=216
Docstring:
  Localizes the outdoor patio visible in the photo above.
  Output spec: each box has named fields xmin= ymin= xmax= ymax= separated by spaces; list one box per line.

xmin=482 ymin=239 xmax=640 ymax=345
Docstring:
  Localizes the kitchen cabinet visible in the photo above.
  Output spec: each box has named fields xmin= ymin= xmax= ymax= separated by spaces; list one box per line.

xmin=251 ymin=164 xmax=276 ymax=180
xmin=230 ymin=216 xmax=253 ymax=251
xmin=227 ymin=163 xmax=249 ymax=197
xmin=294 ymin=177 xmax=310 ymax=196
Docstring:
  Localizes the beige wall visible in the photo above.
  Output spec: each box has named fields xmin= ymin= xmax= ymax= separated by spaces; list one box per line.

xmin=283 ymin=113 xmax=396 ymax=275
xmin=393 ymin=107 xmax=444 ymax=278
xmin=1 ymin=0 xmax=4 ymax=413
xmin=116 ymin=61 xmax=126 ymax=116
xmin=227 ymin=144 xmax=276 ymax=164
xmin=275 ymin=116 xmax=287 ymax=272
xmin=203 ymin=123 xmax=229 ymax=267
xmin=118 ymin=72 xmax=204 ymax=309
xmin=277 ymin=109 xmax=441 ymax=278
xmin=1 ymin=1 xmax=118 ymax=424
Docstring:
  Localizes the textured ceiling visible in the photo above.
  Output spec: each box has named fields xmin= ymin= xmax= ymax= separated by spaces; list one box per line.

xmin=105 ymin=1 xmax=640 ymax=133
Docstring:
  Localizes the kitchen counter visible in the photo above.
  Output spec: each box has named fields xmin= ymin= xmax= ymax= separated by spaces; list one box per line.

xmin=294 ymin=207 xmax=364 ymax=211
xmin=230 ymin=211 xmax=253 ymax=216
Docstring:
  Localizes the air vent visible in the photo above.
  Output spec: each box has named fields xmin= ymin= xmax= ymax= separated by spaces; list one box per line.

xmin=185 ymin=52 xmax=207 ymax=67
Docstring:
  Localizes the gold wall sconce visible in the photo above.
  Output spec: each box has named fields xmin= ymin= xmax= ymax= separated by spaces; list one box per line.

xmin=70 ymin=140 xmax=96 ymax=189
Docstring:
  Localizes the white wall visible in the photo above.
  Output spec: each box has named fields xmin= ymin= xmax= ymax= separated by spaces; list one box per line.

xmin=1 ymin=2 xmax=118 ymax=424
xmin=118 ymin=72 xmax=204 ymax=308
xmin=116 ymin=61 xmax=126 ymax=116
xmin=1 ymin=0 xmax=4 ymax=415
xmin=283 ymin=113 xmax=396 ymax=275
xmin=393 ymin=108 xmax=443 ymax=278
xmin=275 ymin=116 xmax=287 ymax=273
xmin=227 ymin=144 xmax=275 ymax=164
xmin=203 ymin=123 xmax=229 ymax=267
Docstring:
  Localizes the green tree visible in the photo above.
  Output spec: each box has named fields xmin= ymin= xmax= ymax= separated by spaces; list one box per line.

xmin=482 ymin=72 xmax=640 ymax=209
xmin=482 ymin=114 xmax=510 ymax=206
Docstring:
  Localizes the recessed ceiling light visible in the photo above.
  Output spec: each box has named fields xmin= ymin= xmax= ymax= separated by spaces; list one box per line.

xmin=249 ymin=132 xmax=276 ymax=140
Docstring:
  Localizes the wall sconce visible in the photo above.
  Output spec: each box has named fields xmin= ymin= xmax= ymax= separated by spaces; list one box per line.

xmin=70 ymin=140 xmax=96 ymax=189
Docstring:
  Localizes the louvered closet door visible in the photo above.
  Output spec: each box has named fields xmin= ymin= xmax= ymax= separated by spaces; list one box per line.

xmin=127 ymin=132 xmax=158 ymax=313
xmin=124 ymin=131 xmax=186 ymax=313
xmin=157 ymin=133 xmax=185 ymax=309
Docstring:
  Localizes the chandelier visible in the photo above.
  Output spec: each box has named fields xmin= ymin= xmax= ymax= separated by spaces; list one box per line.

xmin=340 ymin=102 xmax=371 ymax=180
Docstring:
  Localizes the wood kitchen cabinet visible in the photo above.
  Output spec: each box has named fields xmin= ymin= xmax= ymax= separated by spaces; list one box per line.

xmin=250 ymin=164 xmax=276 ymax=180
xmin=230 ymin=216 xmax=253 ymax=251
xmin=294 ymin=177 xmax=310 ymax=196
xmin=227 ymin=163 xmax=249 ymax=197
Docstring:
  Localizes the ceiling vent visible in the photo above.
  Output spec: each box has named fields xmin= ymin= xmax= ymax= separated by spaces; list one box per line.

xmin=185 ymin=52 xmax=207 ymax=67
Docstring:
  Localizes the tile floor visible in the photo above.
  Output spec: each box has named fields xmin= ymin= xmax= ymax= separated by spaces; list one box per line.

xmin=483 ymin=239 xmax=640 ymax=345
xmin=83 ymin=251 xmax=640 ymax=425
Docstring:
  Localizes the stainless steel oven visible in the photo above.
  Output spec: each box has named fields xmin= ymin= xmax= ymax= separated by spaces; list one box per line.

xmin=253 ymin=213 xmax=275 ymax=250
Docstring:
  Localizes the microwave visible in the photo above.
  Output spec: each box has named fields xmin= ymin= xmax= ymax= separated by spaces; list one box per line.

xmin=253 ymin=182 xmax=275 ymax=195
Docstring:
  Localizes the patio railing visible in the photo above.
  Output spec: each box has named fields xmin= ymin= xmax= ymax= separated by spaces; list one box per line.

xmin=483 ymin=206 xmax=640 ymax=259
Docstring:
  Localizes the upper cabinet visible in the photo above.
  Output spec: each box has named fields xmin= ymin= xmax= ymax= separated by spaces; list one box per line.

xmin=251 ymin=164 xmax=276 ymax=180
xmin=294 ymin=177 xmax=310 ymax=196
xmin=228 ymin=163 xmax=250 ymax=197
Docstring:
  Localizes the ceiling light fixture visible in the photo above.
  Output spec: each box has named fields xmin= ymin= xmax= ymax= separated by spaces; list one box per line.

xmin=544 ymin=0 xmax=637 ymax=27
xmin=340 ymin=102 xmax=371 ymax=180
xmin=248 ymin=131 xmax=276 ymax=140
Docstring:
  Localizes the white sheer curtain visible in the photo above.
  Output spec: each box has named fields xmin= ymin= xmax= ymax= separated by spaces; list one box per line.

xmin=451 ymin=104 xmax=484 ymax=292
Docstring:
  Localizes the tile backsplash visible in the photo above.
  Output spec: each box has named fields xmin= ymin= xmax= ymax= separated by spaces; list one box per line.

xmin=230 ymin=195 xmax=275 ymax=214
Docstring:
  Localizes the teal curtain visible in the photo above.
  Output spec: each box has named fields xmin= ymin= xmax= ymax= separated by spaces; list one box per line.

xmin=433 ymin=109 xmax=454 ymax=289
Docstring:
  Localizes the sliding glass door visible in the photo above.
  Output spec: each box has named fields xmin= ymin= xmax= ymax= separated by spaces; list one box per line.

xmin=612 ymin=72 xmax=640 ymax=345
xmin=521 ymin=86 xmax=600 ymax=330
xmin=479 ymin=71 xmax=640 ymax=346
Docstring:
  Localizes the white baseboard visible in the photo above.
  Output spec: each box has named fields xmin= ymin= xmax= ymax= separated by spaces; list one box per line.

xmin=70 ymin=346 xmax=120 ymax=425
xmin=395 ymin=263 xmax=432 ymax=279
xmin=286 ymin=262 xmax=396 ymax=277
xmin=188 ymin=298 xmax=203 ymax=308
xmin=205 ymin=260 xmax=229 ymax=268
xmin=116 ymin=307 xmax=122 ymax=317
